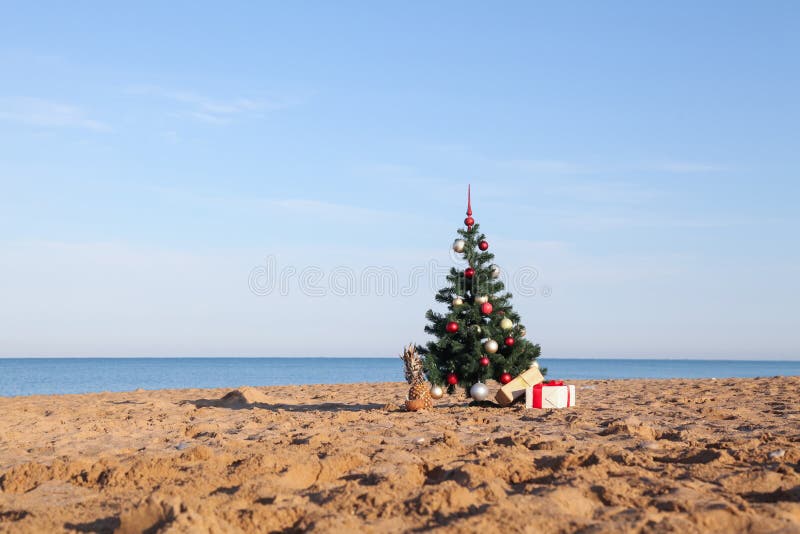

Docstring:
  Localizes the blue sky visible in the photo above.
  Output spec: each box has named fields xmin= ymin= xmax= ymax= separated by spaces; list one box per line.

xmin=1 ymin=2 xmax=798 ymax=358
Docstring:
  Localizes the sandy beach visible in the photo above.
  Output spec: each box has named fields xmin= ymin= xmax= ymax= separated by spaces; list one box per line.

xmin=1 ymin=377 xmax=799 ymax=533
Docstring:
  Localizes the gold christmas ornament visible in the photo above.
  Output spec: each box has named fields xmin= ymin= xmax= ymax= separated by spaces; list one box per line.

xmin=430 ymin=385 xmax=444 ymax=399
xmin=500 ymin=317 xmax=513 ymax=330
xmin=452 ymin=297 xmax=464 ymax=306
xmin=484 ymin=339 xmax=499 ymax=354
xmin=475 ymin=295 xmax=489 ymax=304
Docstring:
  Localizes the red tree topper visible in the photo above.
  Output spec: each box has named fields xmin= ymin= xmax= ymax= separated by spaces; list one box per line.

xmin=464 ymin=184 xmax=474 ymax=228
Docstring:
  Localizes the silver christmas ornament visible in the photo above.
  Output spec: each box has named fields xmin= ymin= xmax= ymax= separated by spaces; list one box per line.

xmin=470 ymin=382 xmax=490 ymax=401
xmin=475 ymin=295 xmax=489 ymax=304
xmin=484 ymin=339 xmax=499 ymax=354
xmin=430 ymin=385 xmax=444 ymax=399
xmin=489 ymin=264 xmax=501 ymax=278
xmin=453 ymin=239 xmax=466 ymax=253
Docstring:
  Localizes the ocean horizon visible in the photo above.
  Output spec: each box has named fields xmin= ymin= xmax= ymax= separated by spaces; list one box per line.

xmin=2 ymin=357 xmax=799 ymax=397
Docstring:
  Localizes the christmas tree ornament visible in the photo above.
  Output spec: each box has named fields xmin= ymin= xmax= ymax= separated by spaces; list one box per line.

xmin=499 ymin=372 xmax=512 ymax=384
xmin=489 ymin=264 xmax=501 ymax=278
xmin=452 ymin=297 xmax=464 ymax=306
xmin=452 ymin=239 xmax=466 ymax=253
xmin=479 ymin=356 xmax=490 ymax=367
xmin=447 ymin=373 xmax=458 ymax=385
xmin=480 ymin=302 xmax=493 ymax=315
xmin=472 ymin=325 xmax=482 ymax=334
xmin=500 ymin=317 xmax=513 ymax=330
xmin=530 ymin=360 xmax=539 ymax=369
xmin=484 ymin=339 xmax=499 ymax=353
xmin=475 ymin=295 xmax=489 ymax=304
xmin=430 ymin=385 xmax=444 ymax=399
xmin=479 ymin=240 xmax=489 ymax=251
xmin=504 ymin=336 xmax=515 ymax=347
xmin=445 ymin=321 xmax=459 ymax=333
xmin=401 ymin=344 xmax=433 ymax=411
xmin=464 ymin=216 xmax=474 ymax=227
xmin=464 ymin=267 xmax=475 ymax=278
xmin=470 ymin=382 xmax=490 ymax=401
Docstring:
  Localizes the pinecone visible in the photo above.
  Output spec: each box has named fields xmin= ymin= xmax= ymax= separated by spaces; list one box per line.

xmin=401 ymin=343 xmax=432 ymax=410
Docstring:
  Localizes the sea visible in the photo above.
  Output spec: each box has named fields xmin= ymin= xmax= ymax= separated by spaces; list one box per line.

xmin=1 ymin=358 xmax=799 ymax=397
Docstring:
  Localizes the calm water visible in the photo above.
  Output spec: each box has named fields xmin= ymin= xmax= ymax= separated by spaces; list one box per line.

xmin=1 ymin=358 xmax=799 ymax=397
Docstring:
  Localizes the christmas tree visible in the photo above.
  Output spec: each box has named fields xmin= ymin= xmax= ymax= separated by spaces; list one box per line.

xmin=419 ymin=186 xmax=542 ymax=398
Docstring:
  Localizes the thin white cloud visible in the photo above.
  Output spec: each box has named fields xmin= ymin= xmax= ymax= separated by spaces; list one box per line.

xmin=499 ymin=159 xmax=588 ymax=174
xmin=128 ymin=85 xmax=287 ymax=124
xmin=183 ymin=111 xmax=231 ymax=125
xmin=160 ymin=130 xmax=180 ymax=143
xmin=419 ymin=144 xmax=726 ymax=177
xmin=652 ymin=161 xmax=728 ymax=173
xmin=145 ymin=184 xmax=397 ymax=222
xmin=547 ymin=181 xmax=662 ymax=204
xmin=539 ymin=209 xmax=761 ymax=230
xmin=0 ymin=97 xmax=109 ymax=131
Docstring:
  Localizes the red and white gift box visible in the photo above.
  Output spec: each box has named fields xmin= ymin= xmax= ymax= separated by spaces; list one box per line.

xmin=525 ymin=380 xmax=576 ymax=409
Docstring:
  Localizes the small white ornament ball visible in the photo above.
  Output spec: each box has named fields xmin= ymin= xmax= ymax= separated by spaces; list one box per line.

xmin=452 ymin=297 xmax=464 ymax=306
xmin=489 ymin=264 xmax=501 ymax=278
xmin=453 ymin=239 xmax=466 ymax=253
xmin=530 ymin=360 xmax=540 ymax=369
xmin=430 ymin=385 xmax=444 ymax=399
xmin=484 ymin=339 xmax=499 ymax=354
xmin=475 ymin=295 xmax=489 ymax=304
xmin=470 ymin=382 xmax=490 ymax=401
xmin=500 ymin=317 xmax=513 ymax=330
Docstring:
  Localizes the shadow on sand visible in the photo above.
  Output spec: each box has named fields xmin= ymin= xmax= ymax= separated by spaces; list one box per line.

xmin=181 ymin=389 xmax=386 ymax=412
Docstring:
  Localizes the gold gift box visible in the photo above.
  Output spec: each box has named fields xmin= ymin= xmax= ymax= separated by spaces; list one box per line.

xmin=495 ymin=367 xmax=544 ymax=406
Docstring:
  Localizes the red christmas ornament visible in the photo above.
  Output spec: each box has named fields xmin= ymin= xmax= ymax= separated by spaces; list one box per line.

xmin=499 ymin=372 xmax=512 ymax=384
xmin=504 ymin=336 xmax=515 ymax=347
xmin=445 ymin=321 xmax=459 ymax=333
xmin=479 ymin=356 xmax=490 ymax=367
xmin=480 ymin=302 xmax=493 ymax=315
xmin=479 ymin=240 xmax=489 ymax=251
xmin=464 ymin=216 xmax=474 ymax=227
xmin=447 ymin=373 xmax=458 ymax=385
xmin=464 ymin=267 xmax=475 ymax=278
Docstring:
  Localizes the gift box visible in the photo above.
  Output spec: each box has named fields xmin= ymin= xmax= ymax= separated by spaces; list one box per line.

xmin=495 ymin=367 xmax=544 ymax=406
xmin=525 ymin=380 xmax=575 ymax=409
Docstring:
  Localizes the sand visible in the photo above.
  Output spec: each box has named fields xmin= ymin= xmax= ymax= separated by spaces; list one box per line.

xmin=1 ymin=377 xmax=799 ymax=533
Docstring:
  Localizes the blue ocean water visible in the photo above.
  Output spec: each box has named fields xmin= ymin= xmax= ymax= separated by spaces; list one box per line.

xmin=0 ymin=358 xmax=799 ymax=397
